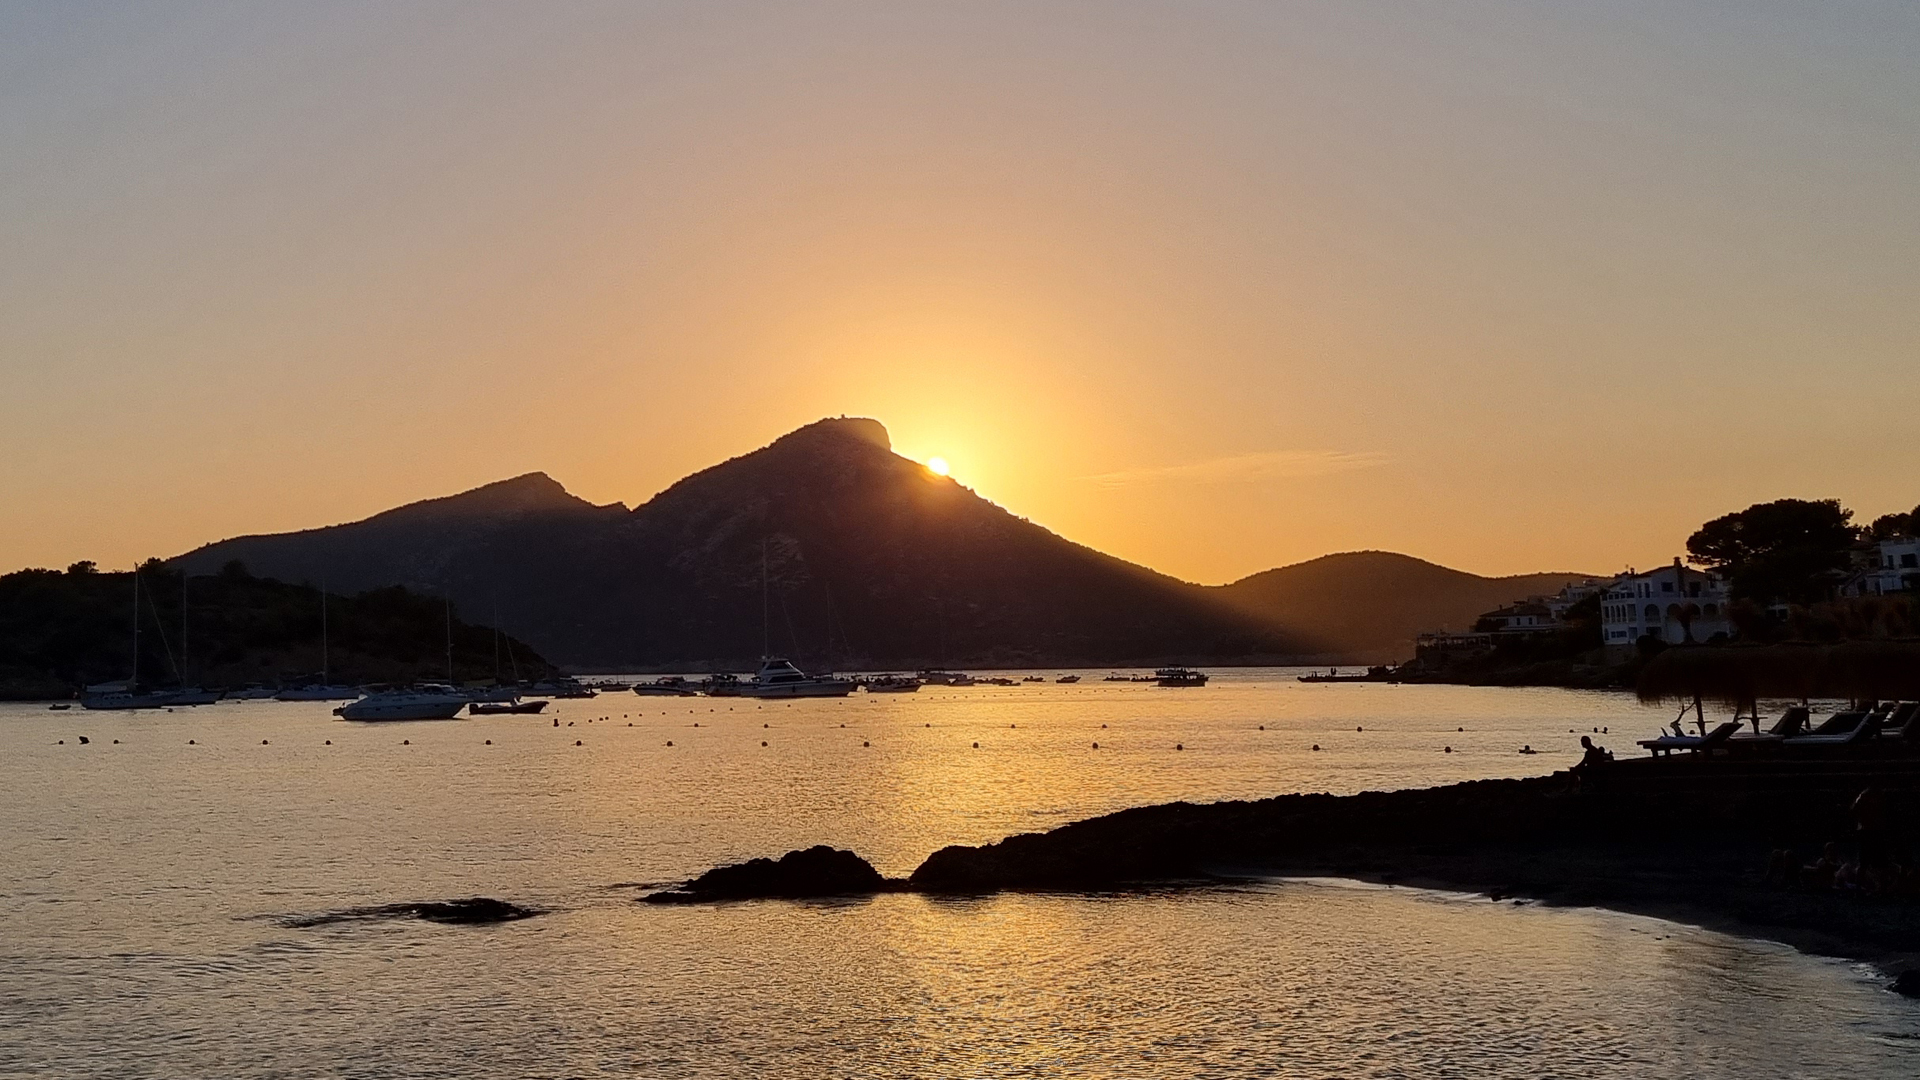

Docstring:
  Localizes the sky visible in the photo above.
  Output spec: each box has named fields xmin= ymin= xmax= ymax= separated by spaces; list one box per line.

xmin=3 ymin=1 xmax=1916 ymax=584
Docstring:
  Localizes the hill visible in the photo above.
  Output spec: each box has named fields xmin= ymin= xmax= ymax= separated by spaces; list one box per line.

xmin=1213 ymin=551 xmax=1595 ymax=662
xmin=176 ymin=419 xmax=1309 ymax=669
xmin=0 ymin=562 xmax=553 ymax=699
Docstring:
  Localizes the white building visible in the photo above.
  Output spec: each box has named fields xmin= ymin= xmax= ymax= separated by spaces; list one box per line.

xmin=1840 ymin=536 xmax=1919 ymax=598
xmin=1601 ymin=559 xmax=1733 ymax=647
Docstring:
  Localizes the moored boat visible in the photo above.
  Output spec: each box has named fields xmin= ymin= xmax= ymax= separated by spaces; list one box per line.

xmin=1154 ymin=667 xmax=1209 ymax=687
xmin=865 ymin=674 xmax=922 ymax=693
xmin=633 ymin=677 xmax=700 ymax=697
xmin=334 ymin=688 xmax=469 ymax=721
xmin=1055 ymin=674 xmax=1081 ymax=684
xmin=738 ymin=659 xmax=855 ymax=698
xmin=468 ymin=699 xmax=548 ymax=715
xmin=276 ymin=684 xmax=361 ymax=701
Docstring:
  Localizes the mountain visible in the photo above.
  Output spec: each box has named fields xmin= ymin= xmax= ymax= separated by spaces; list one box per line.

xmin=0 ymin=562 xmax=553 ymax=699
xmin=175 ymin=418 xmax=1309 ymax=668
xmin=1213 ymin=551 xmax=1596 ymax=662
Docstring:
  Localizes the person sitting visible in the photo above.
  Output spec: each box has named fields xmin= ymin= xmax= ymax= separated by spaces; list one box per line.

xmin=1576 ymin=735 xmax=1611 ymax=770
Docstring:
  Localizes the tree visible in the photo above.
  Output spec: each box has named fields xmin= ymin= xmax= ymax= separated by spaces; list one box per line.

xmin=1685 ymin=498 xmax=1859 ymax=605
xmin=1868 ymin=504 xmax=1918 ymax=540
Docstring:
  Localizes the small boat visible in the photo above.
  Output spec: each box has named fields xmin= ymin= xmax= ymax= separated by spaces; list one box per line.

xmin=702 ymin=673 xmax=744 ymax=697
xmin=1022 ymin=675 xmax=1046 ymax=683
xmin=530 ymin=679 xmax=597 ymax=699
xmin=164 ymin=687 xmax=224 ymax=706
xmin=1055 ymin=674 xmax=1081 ymax=684
xmin=1154 ymin=667 xmax=1209 ymax=687
xmin=48 ymin=703 xmax=71 ymax=711
xmin=334 ymin=688 xmax=468 ymax=721
xmin=80 ymin=687 xmax=171 ymax=711
xmin=224 ymin=685 xmax=279 ymax=701
xmin=468 ymin=699 xmax=548 ymax=715
xmin=1296 ymin=666 xmax=1394 ymax=684
xmin=865 ymin=674 xmax=922 ymax=693
xmin=917 ymin=670 xmax=976 ymax=687
xmin=632 ymin=677 xmax=700 ymax=697
xmin=738 ymin=659 xmax=855 ymax=698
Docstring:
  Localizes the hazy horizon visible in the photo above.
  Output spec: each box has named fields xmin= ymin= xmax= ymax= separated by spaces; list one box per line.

xmin=4 ymin=2 xmax=1916 ymax=582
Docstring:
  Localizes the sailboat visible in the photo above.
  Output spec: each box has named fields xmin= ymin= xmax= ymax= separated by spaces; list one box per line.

xmin=82 ymin=567 xmax=169 ymax=710
xmin=737 ymin=539 xmax=853 ymax=698
xmin=166 ymin=572 xmax=222 ymax=705
xmin=276 ymin=581 xmax=358 ymax=701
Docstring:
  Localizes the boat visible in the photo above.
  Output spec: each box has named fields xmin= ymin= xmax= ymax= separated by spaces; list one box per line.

xmin=865 ymin=674 xmax=922 ymax=693
xmin=80 ymin=689 xmax=171 ymax=710
xmin=530 ymin=679 xmax=596 ymax=699
xmin=1296 ymin=666 xmax=1396 ymax=684
xmin=468 ymin=699 xmax=548 ymax=715
xmin=1022 ymin=675 xmax=1046 ymax=683
xmin=1055 ymin=674 xmax=1081 ymax=684
xmin=1154 ymin=667 xmax=1209 ymax=687
xmin=465 ymin=685 xmax=524 ymax=704
xmin=632 ymin=677 xmax=700 ymax=697
xmin=48 ymin=703 xmax=71 ymax=711
xmin=737 ymin=658 xmax=855 ymax=698
xmin=334 ymin=688 xmax=469 ymax=721
xmin=223 ymin=685 xmax=279 ymax=701
xmin=163 ymin=688 xmax=224 ymax=706
xmin=917 ymin=670 xmax=976 ymax=687
xmin=276 ymin=684 xmax=360 ymax=701
xmin=702 ymin=673 xmax=744 ymax=697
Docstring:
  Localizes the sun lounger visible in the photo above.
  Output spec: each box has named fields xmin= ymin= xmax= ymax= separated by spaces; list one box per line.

xmin=1784 ymin=710 xmax=1883 ymax=750
xmin=1881 ymin=702 xmax=1919 ymax=740
xmin=1730 ymin=706 xmax=1812 ymax=746
xmin=1638 ymin=720 xmax=1742 ymax=757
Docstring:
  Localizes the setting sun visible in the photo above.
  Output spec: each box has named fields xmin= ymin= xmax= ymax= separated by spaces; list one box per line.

xmin=926 ymin=456 xmax=950 ymax=477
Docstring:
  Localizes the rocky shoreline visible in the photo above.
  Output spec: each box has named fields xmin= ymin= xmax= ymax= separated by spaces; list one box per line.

xmin=648 ymin=761 xmax=1920 ymax=989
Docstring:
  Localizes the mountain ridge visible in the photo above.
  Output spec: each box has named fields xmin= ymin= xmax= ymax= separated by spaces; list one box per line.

xmin=172 ymin=418 xmax=1589 ymax=668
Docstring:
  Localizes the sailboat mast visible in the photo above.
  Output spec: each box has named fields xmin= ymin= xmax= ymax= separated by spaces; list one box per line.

xmin=445 ymin=595 xmax=454 ymax=684
xmin=320 ymin=582 xmax=329 ymax=687
xmin=761 ymin=538 xmax=770 ymax=660
xmin=181 ymin=572 xmax=188 ymax=688
xmin=131 ymin=566 xmax=139 ymax=687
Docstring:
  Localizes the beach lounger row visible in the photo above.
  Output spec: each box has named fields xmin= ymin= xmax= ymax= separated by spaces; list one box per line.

xmin=1637 ymin=701 xmax=1920 ymax=758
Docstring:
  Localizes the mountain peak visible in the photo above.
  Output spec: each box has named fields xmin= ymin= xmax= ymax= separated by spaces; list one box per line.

xmin=395 ymin=471 xmax=592 ymax=519
xmin=770 ymin=416 xmax=892 ymax=453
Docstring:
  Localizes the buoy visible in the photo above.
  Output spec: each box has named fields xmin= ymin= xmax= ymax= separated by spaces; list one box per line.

xmin=567 ymin=721 xmax=574 ymax=727
xmin=57 ymin=739 xmax=64 ymax=745
xmin=627 ymin=722 xmax=632 ymax=727
xmin=575 ymin=740 xmax=582 ymax=746
xmin=553 ymin=719 xmax=559 ymax=727
xmin=78 ymin=735 xmax=89 ymax=744
xmin=1175 ymin=743 xmax=1183 ymax=750
xmin=1258 ymin=725 xmax=1264 ymax=730
xmin=763 ymin=723 xmax=769 ymax=728
xmin=1101 ymin=724 xmax=1107 ymax=728
xmin=693 ymin=722 xmax=699 ymax=727
xmin=666 ymin=740 xmax=673 ymax=746
xmin=1311 ymin=744 xmax=1320 ymax=751
xmin=863 ymin=741 xmax=870 ymax=747
xmin=1010 ymin=723 xmax=1016 ymax=728
xmin=1357 ymin=726 xmax=1363 ymax=732
xmin=925 ymin=723 xmax=931 ymax=728
xmin=188 ymin=739 xmax=195 ymax=745
xmin=325 ymin=740 xmax=331 ymax=745
xmin=1444 ymin=746 xmax=1453 ymax=753
xmin=261 ymin=739 xmax=269 ymax=745
xmin=485 ymin=739 xmax=492 ymax=745
xmin=972 ymin=742 xmax=979 ymax=748
xmin=403 ymin=739 xmax=410 ymax=745
xmin=1092 ymin=742 xmax=1099 ymax=749
xmin=761 ymin=741 xmax=768 ymax=747
xmin=1458 ymin=727 xmax=1464 ymax=732
xmin=840 ymin=723 xmax=845 ymax=728
xmin=112 ymin=739 xmax=119 ymax=744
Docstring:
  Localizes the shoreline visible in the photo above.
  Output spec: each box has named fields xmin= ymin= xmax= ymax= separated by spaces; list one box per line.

xmin=656 ymin=763 xmax=1920 ymax=983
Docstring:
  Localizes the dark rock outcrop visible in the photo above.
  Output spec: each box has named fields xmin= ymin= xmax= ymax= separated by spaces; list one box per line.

xmin=283 ymin=897 xmax=542 ymax=927
xmin=643 ymin=845 xmax=894 ymax=903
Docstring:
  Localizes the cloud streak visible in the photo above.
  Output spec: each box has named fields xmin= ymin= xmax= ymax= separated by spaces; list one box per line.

xmin=1085 ymin=449 xmax=1388 ymax=488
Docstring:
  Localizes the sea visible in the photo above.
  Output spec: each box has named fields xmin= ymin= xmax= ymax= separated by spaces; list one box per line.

xmin=4 ymin=671 xmax=1916 ymax=1078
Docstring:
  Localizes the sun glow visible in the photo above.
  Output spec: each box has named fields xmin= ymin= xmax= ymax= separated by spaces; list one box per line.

xmin=926 ymin=456 xmax=950 ymax=477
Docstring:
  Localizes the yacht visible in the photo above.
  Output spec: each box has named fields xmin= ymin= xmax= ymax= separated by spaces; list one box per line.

xmin=737 ymin=659 xmax=855 ymax=698
xmin=334 ymin=688 xmax=469 ymax=721
xmin=80 ymin=683 xmax=170 ymax=711
xmin=1154 ymin=667 xmax=1209 ymax=687
xmin=702 ymin=673 xmax=744 ymax=697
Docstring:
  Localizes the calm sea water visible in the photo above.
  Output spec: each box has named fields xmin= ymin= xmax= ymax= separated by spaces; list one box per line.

xmin=3 ymin=671 xmax=1915 ymax=1077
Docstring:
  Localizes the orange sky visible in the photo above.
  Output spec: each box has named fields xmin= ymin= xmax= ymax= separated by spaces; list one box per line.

xmin=3 ymin=3 xmax=1916 ymax=584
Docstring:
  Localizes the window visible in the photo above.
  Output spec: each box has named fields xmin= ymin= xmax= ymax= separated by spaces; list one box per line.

xmin=1644 ymin=604 xmax=1660 ymax=620
xmin=1662 ymin=581 xmax=1674 ymax=593
xmin=1904 ymin=554 xmax=1918 ymax=569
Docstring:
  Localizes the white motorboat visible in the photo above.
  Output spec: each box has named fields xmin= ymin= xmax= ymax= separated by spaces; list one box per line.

xmin=333 ymin=689 xmax=469 ymax=721
xmin=276 ymin=684 xmax=361 ymax=701
xmin=737 ymin=659 xmax=855 ymax=698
